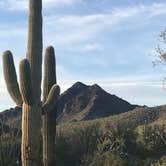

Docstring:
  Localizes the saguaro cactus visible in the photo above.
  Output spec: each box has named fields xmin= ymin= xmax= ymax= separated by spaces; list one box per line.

xmin=2 ymin=0 xmax=60 ymax=166
xmin=42 ymin=46 xmax=59 ymax=166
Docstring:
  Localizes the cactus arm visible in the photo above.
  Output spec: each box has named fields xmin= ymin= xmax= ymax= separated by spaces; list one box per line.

xmin=42 ymin=84 xmax=60 ymax=114
xmin=43 ymin=46 xmax=56 ymax=102
xmin=19 ymin=59 xmax=34 ymax=105
xmin=27 ymin=0 xmax=43 ymax=102
xmin=42 ymin=84 xmax=60 ymax=166
xmin=2 ymin=50 xmax=22 ymax=106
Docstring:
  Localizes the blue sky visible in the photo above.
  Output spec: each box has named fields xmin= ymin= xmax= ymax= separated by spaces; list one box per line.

xmin=0 ymin=0 xmax=166 ymax=110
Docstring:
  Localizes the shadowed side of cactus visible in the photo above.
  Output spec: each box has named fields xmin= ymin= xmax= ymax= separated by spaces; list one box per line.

xmin=42 ymin=46 xmax=60 ymax=166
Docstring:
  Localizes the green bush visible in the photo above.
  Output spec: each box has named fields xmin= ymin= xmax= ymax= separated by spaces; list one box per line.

xmin=0 ymin=122 xmax=21 ymax=166
xmin=141 ymin=124 xmax=166 ymax=153
xmin=1 ymin=119 xmax=166 ymax=166
xmin=56 ymin=122 xmax=101 ymax=166
xmin=91 ymin=153 xmax=127 ymax=166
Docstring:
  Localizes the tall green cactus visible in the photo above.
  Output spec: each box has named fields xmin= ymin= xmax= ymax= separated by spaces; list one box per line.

xmin=2 ymin=0 xmax=60 ymax=166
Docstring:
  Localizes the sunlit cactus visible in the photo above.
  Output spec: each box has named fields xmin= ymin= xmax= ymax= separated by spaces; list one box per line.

xmin=2 ymin=0 xmax=60 ymax=166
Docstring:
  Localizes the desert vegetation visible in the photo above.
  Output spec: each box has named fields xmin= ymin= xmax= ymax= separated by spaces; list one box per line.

xmin=1 ymin=118 xmax=166 ymax=166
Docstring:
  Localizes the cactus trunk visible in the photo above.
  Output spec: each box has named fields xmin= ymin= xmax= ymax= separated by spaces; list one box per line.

xmin=21 ymin=103 xmax=41 ymax=166
xmin=19 ymin=59 xmax=42 ymax=166
xmin=22 ymin=0 xmax=43 ymax=165
xmin=42 ymin=84 xmax=60 ymax=166
xmin=43 ymin=111 xmax=56 ymax=166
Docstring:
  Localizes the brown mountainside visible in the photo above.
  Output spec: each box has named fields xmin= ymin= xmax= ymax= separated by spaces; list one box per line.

xmin=56 ymin=82 xmax=138 ymax=123
xmin=0 ymin=82 xmax=138 ymax=124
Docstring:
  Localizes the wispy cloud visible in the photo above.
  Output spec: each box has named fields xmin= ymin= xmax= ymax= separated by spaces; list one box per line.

xmin=43 ymin=2 xmax=166 ymax=45
xmin=0 ymin=0 xmax=81 ymax=10
xmin=1 ymin=3 xmax=166 ymax=44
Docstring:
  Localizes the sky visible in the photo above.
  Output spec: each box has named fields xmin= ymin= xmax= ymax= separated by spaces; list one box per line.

xmin=0 ymin=0 xmax=166 ymax=110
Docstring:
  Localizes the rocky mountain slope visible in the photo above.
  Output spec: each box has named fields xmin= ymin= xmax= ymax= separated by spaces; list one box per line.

xmin=0 ymin=82 xmax=138 ymax=125
xmin=56 ymin=82 xmax=138 ymax=123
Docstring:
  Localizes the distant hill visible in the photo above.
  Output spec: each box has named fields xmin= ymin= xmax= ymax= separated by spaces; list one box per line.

xmin=57 ymin=82 xmax=138 ymax=123
xmin=0 ymin=107 xmax=21 ymax=125
xmin=0 ymin=107 xmax=21 ymax=134
xmin=0 ymin=82 xmax=138 ymax=125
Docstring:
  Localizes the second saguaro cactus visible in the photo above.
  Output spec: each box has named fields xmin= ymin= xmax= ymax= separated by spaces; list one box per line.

xmin=2 ymin=0 xmax=60 ymax=166
xmin=42 ymin=46 xmax=59 ymax=166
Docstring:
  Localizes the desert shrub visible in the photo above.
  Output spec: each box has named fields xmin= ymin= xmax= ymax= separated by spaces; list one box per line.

xmin=86 ymin=121 xmax=137 ymax=166
xmin=0 ymin=121 xmax=21 ymax=166
xmin=151 ymin=162 xmax=166 ymax=166
xmin=1 ymin=117 xmax=166 ymax=166
xmin=91 ymin=153 xmax=127 ymax=166
xmin=56 ymin=122 xmax=102 ymax=166
xmin=142 ymin=124 xmax=166 ymax=153
xmin=151 ymin=156 xmax=166 ymax=166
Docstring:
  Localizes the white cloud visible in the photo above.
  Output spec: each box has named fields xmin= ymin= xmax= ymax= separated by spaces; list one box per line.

xmin=43 ymin=2 xmax=166 ymax=45
xmin=0 ymin=0 xmax=80 ymax=10
xmin=1 ymin=2 xmax=166 ymax=44
xmin=43 ymin=0 xmax=80 ymax=7
xmin=83 ymin=43 xmax=103 ymax=51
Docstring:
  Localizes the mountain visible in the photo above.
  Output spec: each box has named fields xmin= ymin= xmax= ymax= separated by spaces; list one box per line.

xmin=56 ymin=82 xmax=138 ymax=123
xmin=0 ymin=82 xmax=138 ymax=125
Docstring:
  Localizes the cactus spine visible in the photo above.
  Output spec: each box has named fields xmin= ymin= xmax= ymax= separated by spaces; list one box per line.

xmin=2 ymin=0 xmax=60 ymax=166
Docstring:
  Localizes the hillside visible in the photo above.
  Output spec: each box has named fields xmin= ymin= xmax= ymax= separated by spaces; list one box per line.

xmin=56 ymin=82 xmax=138 ymax=123
xmin=1 ymin=82 xmax=165 ymax=127
xmin=1 ymin=82 xmax=165 ymax=128
xmin=0 ymin=82 xmax=138 ymax=125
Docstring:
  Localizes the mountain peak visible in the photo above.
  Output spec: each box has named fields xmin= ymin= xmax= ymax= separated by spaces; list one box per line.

xmin=57 ymin=82 xmax=137 ymax=122
xmin=72 ymin=82 xmax=87 ymax=89
xmin=1 ymin=82 xmax=139 ymax=125
xmin=91 ymin=84 xmax=102 ymax=90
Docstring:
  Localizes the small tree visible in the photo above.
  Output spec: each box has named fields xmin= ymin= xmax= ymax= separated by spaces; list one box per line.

xmin=153 ymin=29 xmax=166 ymax=66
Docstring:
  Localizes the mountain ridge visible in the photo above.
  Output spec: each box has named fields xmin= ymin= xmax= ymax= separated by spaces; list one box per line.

xmin=0 ymin=82 xmax=138 ymax=125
